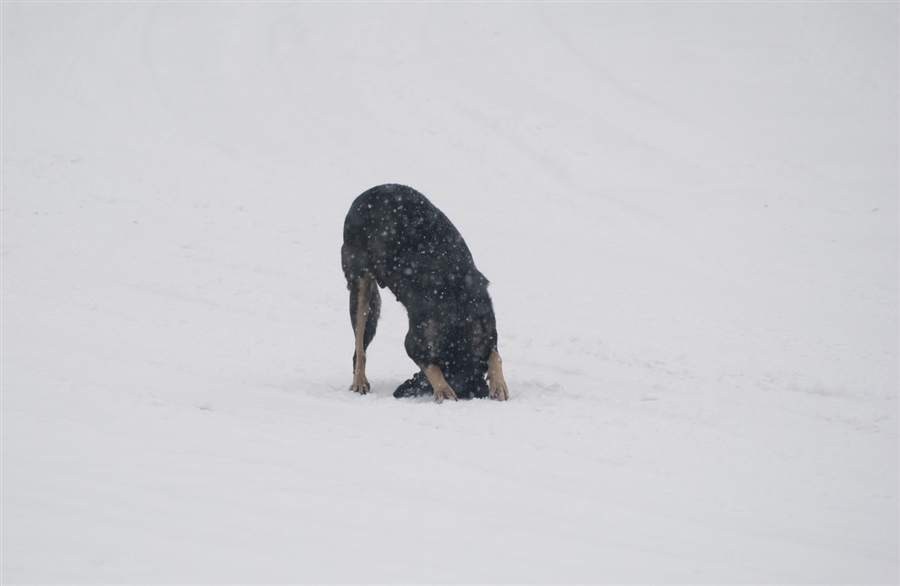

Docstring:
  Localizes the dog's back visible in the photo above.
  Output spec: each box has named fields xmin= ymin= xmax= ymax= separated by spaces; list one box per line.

xmin=342 ymin=184 xmax=480 ymax=305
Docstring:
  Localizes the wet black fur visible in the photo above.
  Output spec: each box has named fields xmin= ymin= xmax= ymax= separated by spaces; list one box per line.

xmin=342 ymin=184 xmax=498 ymax=399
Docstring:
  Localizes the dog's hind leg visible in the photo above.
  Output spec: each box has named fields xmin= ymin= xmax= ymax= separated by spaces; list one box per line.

xmin=349 ymin=276 xmax=380 ymax=394
xmin=487 ymin=349 xmax=509 ymax=401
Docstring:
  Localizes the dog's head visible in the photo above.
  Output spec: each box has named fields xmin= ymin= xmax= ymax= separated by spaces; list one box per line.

xmin=410 ymin=269 xmax=498 ymax=400
xmin=443 ymin=365 xmax=490 ymax=400
xmin=438 ymin=308 xmax=495 ymax=400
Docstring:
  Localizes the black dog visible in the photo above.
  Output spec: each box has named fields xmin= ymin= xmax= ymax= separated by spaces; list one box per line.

xmin=341 ymin=184 xmax=509 ymax=403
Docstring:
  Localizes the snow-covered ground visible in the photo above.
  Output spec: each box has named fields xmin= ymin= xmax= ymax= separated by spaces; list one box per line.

xmin=2 ymin=3 xmax=897 ymax=583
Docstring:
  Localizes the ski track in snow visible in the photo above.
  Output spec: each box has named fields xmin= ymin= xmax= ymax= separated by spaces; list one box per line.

xmin=2 ymin=3 xmax=897 ymax=584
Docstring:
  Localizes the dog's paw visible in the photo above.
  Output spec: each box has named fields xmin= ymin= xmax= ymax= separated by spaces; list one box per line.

xmin=349 ymin=381 xmax=370 ymax=394
xmin=489 ymin=381 xmax=509 ymax=401
xmin=433 ymin=385 xmax=458 ymax=404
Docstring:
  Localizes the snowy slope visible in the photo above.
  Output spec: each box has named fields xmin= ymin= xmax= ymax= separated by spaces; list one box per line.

xmin=2 ymin=3 xmax=897 ymax=583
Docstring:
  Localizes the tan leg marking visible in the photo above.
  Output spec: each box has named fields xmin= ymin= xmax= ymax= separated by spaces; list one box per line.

xmin=423 ymin=364 xmax=458 ymax=404
xmin=487 ymin=349 xmax=509 ymax=401
xmin=350 ymin=277 xmax=372 ymax=394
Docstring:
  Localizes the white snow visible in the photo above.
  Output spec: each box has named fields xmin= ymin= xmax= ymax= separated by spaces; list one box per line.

xmin=2 ymin=3 xmax=897 ymax=584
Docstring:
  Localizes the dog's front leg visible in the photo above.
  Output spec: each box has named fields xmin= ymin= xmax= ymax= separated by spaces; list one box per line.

xmin=422 ymin=364 xmax=458 ymax=403
xmin=487 ymin=349 xmax=509 ymax=401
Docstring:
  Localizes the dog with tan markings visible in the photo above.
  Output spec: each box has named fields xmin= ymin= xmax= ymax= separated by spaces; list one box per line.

xmin=341 ymin=184 xmax=509 ymax=403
